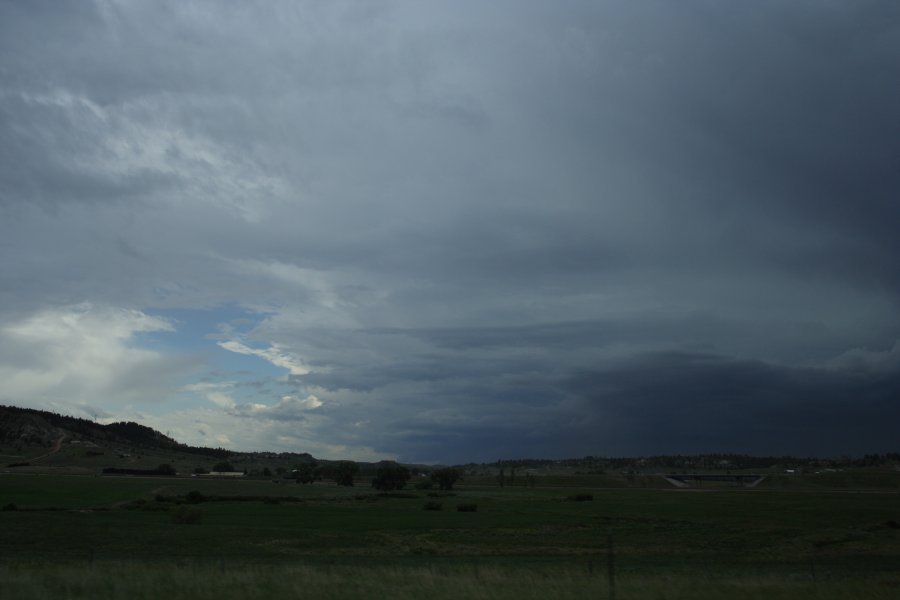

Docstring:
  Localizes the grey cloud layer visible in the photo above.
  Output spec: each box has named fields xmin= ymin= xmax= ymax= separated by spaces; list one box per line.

xmin=1 ymin=1 xmax=898 ymax=461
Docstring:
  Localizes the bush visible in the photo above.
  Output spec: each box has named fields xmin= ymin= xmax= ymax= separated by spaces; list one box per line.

xmin=121 ymin=499 xmax=147 ymax=510
xmin=414 ymin=480 xmax=434 ymax=490
xmin=172 ymin=506 xmax=203 ymax=524
xmin=568 ymin=494 xmax=593 ymax=502
xmin=456 ymin=503 xmax=478 ymax=512
xmin=185 ymin=490 xmax=206 ymax=504
xmin=1 ymin=503 xmax=17 ymax=511
xmin=423 ymin=501 xmax=442 ymax=511
xmin=156 ymin=463 xmax=176 ymax=476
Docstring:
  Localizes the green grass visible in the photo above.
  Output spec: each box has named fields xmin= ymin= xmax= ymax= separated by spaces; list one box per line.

xmin=1 ymin=472 xmax=899 ymax=598
xmin=2 ymin=563 xmax=899 ymax=600
xmin=760 ymin=471 xmax=900 ymax=491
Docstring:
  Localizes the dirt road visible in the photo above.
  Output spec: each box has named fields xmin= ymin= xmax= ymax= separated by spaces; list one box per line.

xmin=29 ymin=434 xmax=66 ymax=463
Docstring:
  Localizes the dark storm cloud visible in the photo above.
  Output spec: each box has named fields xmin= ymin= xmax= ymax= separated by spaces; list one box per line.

xmin=563 ymin=350 xmax=900 ymax=456
xmin=326 ymin=348 xmax=900 ymax=464
xmin=2 ymin=1 xmax=899 ymax=461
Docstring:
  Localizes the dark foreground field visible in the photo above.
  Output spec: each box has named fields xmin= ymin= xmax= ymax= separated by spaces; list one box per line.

xmin=1 ymin=472 xmax=899 ymax=599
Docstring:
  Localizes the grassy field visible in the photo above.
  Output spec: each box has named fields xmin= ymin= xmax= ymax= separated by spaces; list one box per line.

xmin=1 ymin=471 xmax=899 ymax=598
xmin=3 ymin=563 xmax=899 ymax=600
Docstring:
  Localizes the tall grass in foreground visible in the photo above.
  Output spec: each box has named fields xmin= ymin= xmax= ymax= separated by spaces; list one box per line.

xmin=1 ymin=563 xmax=898 ymax=600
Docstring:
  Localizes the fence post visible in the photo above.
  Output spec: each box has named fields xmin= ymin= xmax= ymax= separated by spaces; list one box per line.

xmin=607 ymin=534 xmax=616 ymax=600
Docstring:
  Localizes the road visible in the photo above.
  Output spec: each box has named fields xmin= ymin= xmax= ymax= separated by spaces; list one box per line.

xmin=29 ymin=434 xmax=66 ymax=463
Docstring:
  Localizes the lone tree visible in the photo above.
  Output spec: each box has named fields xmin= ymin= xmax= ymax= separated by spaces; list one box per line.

xmin=331 ymin=460 xmax=358 ymax=486
xmin=293 ymin=461 xmax=320 ymax=484
xmin=431 ymin=467 xmax=462 ymax=491
xmin=371 ymin=461 xmax=411 ymax=491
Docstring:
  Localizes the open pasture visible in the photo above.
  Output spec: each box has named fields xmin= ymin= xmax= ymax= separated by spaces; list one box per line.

xmin=2 ymin=471 xmax=899 ymax=598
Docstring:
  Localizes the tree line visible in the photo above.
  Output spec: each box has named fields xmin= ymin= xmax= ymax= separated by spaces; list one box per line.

xmin=289 ymin=460 xmax=463 ymax=491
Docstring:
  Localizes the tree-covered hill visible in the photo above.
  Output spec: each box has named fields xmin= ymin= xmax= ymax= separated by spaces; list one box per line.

xmin=0 ymin=404 xmax=231 ymax=457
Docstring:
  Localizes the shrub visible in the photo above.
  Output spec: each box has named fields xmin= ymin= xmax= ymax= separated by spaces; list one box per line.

xmin=568 ymin=494 xmax=593 ymax=502
xmin=172 ymin=506 xmax=203 ymax=524
xmin=456 ymin=503 xmax=478 ymax=512
xmin=414 ymin=480 xmax=434 ymax=490
xmin=121 ymin=499 xmax=147 ymax=510
xmin=185 ymin=490 xmax=206 ymax=504
xmin=156 ymin=463 xmax=176 ymax=476
xmin=423 ymin=501 xmax=442 ymax=511
xmin=1 ymin=503 xmax=17 ymax=511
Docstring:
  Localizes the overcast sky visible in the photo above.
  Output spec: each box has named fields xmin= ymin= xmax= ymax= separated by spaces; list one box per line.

xmin=1 ymin=1 xmax=899 ymax=463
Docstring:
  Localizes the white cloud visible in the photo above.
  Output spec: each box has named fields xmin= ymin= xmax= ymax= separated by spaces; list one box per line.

xmin=183 ymin=382 xmax=240 ymax=410
xmin=291 ymin=394 xmax=323 ymax=410
xmin=231 ymin=394 xmax=323 ymax=420
xmin=182 ymin=381 xmax=235 ymax=393
xmin=0 ymin=304 xmax=194 ymax=410
xmin=217 ymin=339 xmax=312 ymax=375
xmin=207 ymin=391 xmax=237 ymax=409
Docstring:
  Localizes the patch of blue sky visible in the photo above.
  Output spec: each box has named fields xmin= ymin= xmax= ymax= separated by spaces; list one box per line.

xmin=134 ymin=305 xmax=267 ymax=352
xmin=132 ymin=305 xmax=294 ymax=399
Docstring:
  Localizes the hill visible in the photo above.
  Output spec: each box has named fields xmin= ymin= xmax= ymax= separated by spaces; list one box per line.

xmin=0 ymin=404 xmax=231 ymax=458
